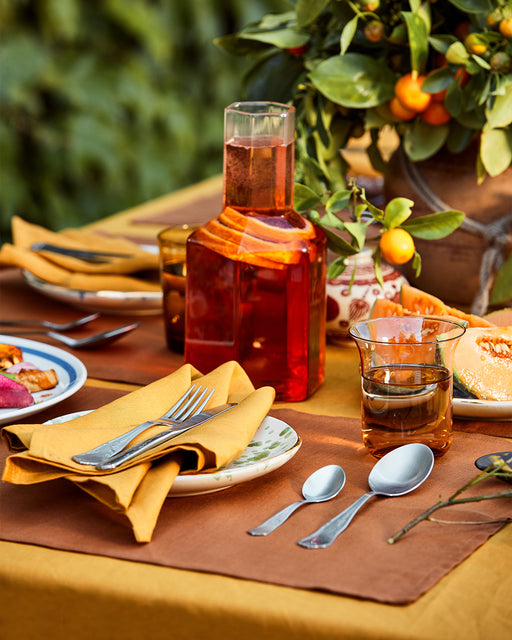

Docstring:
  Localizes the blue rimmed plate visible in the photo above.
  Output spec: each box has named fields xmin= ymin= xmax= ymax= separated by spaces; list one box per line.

xmin=0 ymin=335 xmax=87 ymax=426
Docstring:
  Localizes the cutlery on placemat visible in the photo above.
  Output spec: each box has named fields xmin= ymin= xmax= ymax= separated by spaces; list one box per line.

xmin=248 ymin=465 xmax=346 ymax=536
xmin=95 ymin=403 xmax=237 ymax=471
xmin=2 ymin=323 xmax=140 ymax=349
xmin=31 ymin=242 xmax=135 ymax=263
xmin=0 ymin=314 xmax=100 ymax=331
xmin=73 ymin=385 xmax=214 ymax=466
xmin=298 ymin=443 xmax=434 ymax=549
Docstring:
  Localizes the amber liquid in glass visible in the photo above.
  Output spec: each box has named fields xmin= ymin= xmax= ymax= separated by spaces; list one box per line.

xmin=161 ymin=261 xmax=187 ymax=352
xmin=185 ymin=137 xmax=326 ymax=401
xmin=361 ymin=364 xmax=452 ymax=458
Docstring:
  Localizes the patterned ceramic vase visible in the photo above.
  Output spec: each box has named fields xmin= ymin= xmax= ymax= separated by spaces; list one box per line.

xmin=326 ymin=248 xmax=408 ymax=343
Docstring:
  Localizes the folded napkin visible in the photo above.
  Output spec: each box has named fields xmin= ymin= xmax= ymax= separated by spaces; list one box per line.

xmin=0 ymin=216 xmax=161 ymax=292
xmin=1 ymin=361 xmax=275 ymax=542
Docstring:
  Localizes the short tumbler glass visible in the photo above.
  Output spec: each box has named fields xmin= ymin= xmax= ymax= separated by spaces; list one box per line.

xmin=158 ymin=224 xmax=198 ymax=353
xmin=349 ymin=316 xmax=466 ymax=459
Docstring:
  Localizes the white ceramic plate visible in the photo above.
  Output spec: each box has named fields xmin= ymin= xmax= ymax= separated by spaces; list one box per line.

xmin=453 ymin=397 xmax=512 ymax=421
xmin=0 ymin=335 xmax=87 ymax=426
xmin=23 ymin=270 xmax=162 ymax=316
xmin=45 ymin=411 xmax=301 ymax=497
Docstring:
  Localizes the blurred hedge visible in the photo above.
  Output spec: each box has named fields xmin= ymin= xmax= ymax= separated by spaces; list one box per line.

xmin=0 ymin=0 xmax=288 ymax=239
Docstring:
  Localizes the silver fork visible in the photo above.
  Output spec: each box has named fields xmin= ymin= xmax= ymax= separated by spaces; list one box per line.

xmin=72 ymin=384 xmax=214 ymax=466
xmin=0 ymin=313 xmax=100 ymax=331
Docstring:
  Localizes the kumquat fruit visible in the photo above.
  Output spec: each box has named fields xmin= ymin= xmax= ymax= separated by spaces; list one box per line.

xmin=379 ymin=228 xmax=416 ymax=265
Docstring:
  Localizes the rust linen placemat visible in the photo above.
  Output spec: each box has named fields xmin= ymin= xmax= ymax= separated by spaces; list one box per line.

xmin=0 ymin=269 xmax=183 ymax=385
xmin=1 ymin=405 xmax=510 ymax=604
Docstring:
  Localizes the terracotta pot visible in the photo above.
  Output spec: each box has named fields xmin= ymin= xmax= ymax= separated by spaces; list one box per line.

xmin=384 ymin=144 xmax=512 ymax=309
xmin=326 ymin=248 xmax=408 ymax=343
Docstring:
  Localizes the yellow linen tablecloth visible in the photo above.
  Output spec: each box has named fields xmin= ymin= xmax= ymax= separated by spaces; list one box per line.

xmin=1 ymin=175 xmax=511 ymax=640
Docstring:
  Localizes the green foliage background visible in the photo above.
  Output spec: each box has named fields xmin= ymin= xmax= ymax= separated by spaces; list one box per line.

xmin=0 ymin=0 xmax=288 ymax=241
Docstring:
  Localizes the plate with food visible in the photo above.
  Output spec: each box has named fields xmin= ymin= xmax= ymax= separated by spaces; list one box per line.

xmin=0 ymin=335 xmax=87 ymax=425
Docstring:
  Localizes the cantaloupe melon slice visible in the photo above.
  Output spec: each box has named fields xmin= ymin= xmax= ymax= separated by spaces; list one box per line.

xmin=400 ymin=284 xmax=493 ymax=328
xmin=452 ymin=327 xmax=512 ymax=401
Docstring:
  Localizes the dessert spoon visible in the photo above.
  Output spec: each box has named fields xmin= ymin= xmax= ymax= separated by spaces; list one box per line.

xmin=247 ymin=464 xmax=346 ymax=536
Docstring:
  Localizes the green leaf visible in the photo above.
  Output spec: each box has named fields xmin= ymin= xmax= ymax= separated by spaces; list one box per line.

xmin=447 ymin=0 xmax=493 ymax=13
xmin=480 ymin=127 xmax=512 ymax=176
xmin=412 ymin=250 xmax=422 ymax=277
xmin=383 ymin=198 xmax=414 ymax=229
xmin=321 ymin=225 xmax=360 ymax=255
xmin=320 ymin=210 xmax=346 ymax=230
xmin=422 ymin=67 xmax=454 ymax=93
xmin=239 ymin=29 xmax=309 ymax=49
xmin=490 ymin=252 xmax=512 ymax=305
xmin=325 ymin=189 xmax=352 ymax=213
xmin=402 ymin=11 xmax=429 ymax=74
xmin=310 ymin=54 xmax=395 ymax=108
xmin=445 ymin=42 xmax=470 ymax=65
xmin=340 ymin=16 xmax=359 ymax=55
xmin=486 ymin=82 xmax=512 ymax=128
xmin=402 ymin=210 xmax=465 ymax=239
xmin=344 ymin=221 xmax=368 ymax=250
xmin=296 ymin=0 xmax=330 ymax=26
xmin=294 ymin=183 xmax=322 ymax=211
xmin=327 ymin=256 xmax=348 ymax=279
xmin=372 ymin=248 xmax=384 ymax=287
xmin=403 ymin=120 xmax=449 ymax=161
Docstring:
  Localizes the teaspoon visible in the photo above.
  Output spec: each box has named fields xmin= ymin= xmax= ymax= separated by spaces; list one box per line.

xmin=298 ymin=443 xmax=434 ymax=549
xmin=247 ymin=464 xmax=346 ymax=536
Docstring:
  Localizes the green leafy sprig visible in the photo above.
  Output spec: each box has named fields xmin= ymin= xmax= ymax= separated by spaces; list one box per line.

xmin=388 ymin=455 xmax=512 ymax=544
xmin=294 ymin=179 xmax=465 ymax=285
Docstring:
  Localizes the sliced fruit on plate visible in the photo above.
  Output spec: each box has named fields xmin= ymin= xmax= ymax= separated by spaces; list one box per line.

xmin=0 ymin=372 xmax=34 ymax=408
xmin=369 ymin=284 xmax=494 ymax=328
xmin=452 ymin=327 xmax=512 ymax=401
xmin=484 ymin=307 xmax=512 ymax=327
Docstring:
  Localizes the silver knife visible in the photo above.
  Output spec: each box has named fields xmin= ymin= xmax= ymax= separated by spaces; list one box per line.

xmin=96 ymin=404 xmax=236 ymax=471
xmin=31 ymin=242 xmax=134 ymax=263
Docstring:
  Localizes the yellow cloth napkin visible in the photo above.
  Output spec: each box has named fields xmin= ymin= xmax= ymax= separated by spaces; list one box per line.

xmin=0 ymin=216 xmax=161 ymax=292
xmin=1 ymin=361 xmax=275 ymax=542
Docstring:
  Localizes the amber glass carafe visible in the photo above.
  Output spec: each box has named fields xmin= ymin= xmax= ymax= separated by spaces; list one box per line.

xmin=184 ymin=102 xmax=326 ymax=401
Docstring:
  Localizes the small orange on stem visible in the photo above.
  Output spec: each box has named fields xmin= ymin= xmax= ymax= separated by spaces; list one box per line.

xmin=394 ymin=73 xmax=432 ymax=113
xmin=380 ymin=228 xmax=416 ymax=265
xmin=422 ymin=101 xmax=451 ymax=125
xmin=389 ymin=96 xmax=417 ymax=120
xmin=499 ymin=17 xmax=512 ymax=38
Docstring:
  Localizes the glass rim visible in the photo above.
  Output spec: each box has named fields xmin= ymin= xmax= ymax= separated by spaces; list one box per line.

xmin=348 ymin=315 xmax=467 ymax=345
xmin=225 ymin=101 xmax=294 ymax=116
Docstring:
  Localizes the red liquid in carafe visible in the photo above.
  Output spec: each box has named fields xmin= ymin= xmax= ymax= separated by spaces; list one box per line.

xmin=184 ymin=137 xmax=326 ymax=401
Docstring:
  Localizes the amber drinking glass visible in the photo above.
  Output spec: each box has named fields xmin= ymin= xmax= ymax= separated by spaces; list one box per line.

xmin=158 ymin=224 xmax=198 ymax=353
xmin=349 ymin=316 xmax=466 ymax=458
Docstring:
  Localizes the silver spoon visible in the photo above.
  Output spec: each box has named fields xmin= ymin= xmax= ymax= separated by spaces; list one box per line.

xmin=298 ymin=443 xmax=434 ymax=549
xmin=247 ymin=464 xmax=346 ymax=536
xmin=3 ymin=323 xmax=140 ymax=349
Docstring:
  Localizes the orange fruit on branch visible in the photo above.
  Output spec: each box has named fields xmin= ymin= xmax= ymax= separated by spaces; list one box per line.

xmin=422 ymin=101 xmax=451 ymax=125
xmin=394 ymin=73 xmax=432 ymax=113
xmin=379 ymin=228 xmax=415 ymax=265
xmin=389 ymin=96 xmax=416 ymax=120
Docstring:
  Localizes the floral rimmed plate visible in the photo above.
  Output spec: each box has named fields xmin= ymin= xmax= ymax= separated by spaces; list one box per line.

xmin=45 ymin=412 xmax=301 ymax=497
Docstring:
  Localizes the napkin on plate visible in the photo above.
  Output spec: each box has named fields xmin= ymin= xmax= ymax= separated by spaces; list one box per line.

xmin=1 ymin=361 xmax=275 ymax=542
xmin=0 ymin=216 xmax=161 ymax=292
